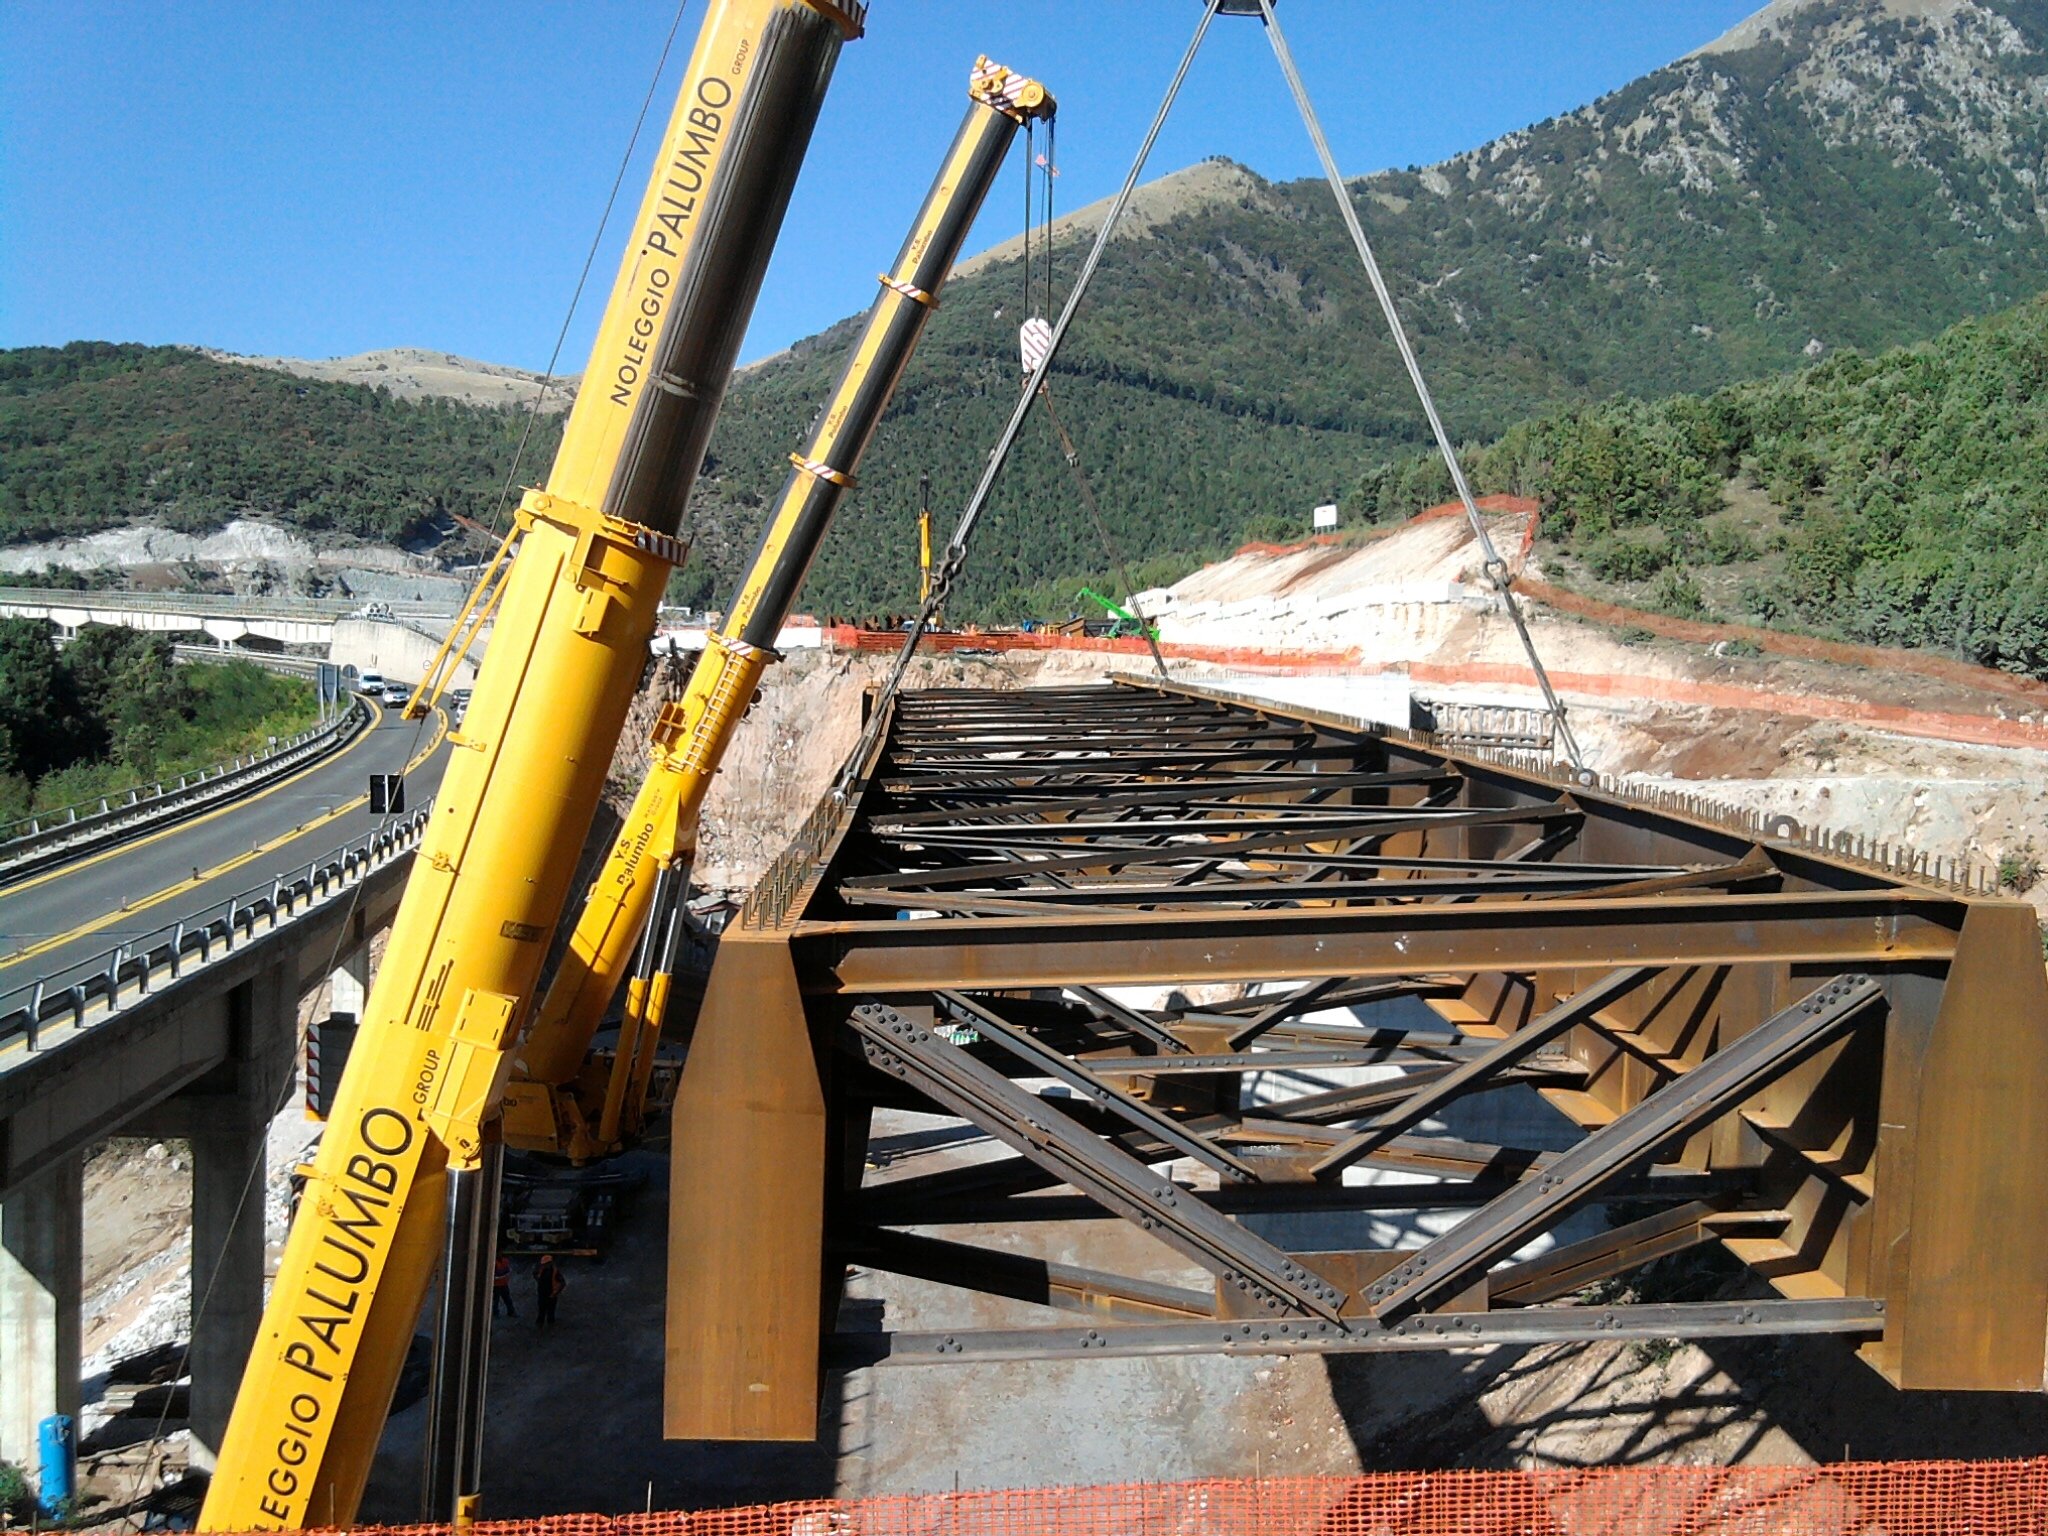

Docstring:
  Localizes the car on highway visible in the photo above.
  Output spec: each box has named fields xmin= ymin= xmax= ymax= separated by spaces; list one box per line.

xmin=356 ymin=671 xmax=386 ymax=701
xmin=383 ymin=684 xmax=413 ymax=710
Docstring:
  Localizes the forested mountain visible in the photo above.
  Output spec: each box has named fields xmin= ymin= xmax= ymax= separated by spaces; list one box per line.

xmin=0 ymin=343 xmax=540 ymax=547
xmin=1427 ymin=290 xmax=2048 ymax=678
xmin=3 ymin=0 xmax=2043 ymax=625
xmin=692 ymin=0 xmax=2048 ymax=612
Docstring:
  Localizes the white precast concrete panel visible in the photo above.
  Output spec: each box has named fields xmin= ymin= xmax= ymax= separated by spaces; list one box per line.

xmin=1203 ymin=671 xmax=1414 ymax=730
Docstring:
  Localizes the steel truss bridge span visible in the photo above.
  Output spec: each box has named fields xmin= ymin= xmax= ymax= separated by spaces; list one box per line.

xmin=664 ymin=679 xmax=2048 ymax=1439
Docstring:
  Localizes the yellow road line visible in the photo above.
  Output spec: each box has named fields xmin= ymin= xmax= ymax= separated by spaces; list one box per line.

xmin=3 ymin=701 xmax=386 ymax=902
xmin=0 ymin=711 xmax=447 ymax=974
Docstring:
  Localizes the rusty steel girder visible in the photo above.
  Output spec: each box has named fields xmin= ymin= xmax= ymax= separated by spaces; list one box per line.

xmin=665 ymin=678 xmax=2048 ymax=1440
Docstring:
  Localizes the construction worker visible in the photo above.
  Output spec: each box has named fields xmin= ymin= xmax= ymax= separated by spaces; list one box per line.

xmin=492 ymin=1254 xmax=515 ymax=1317
xmin=533 ymin=1253 xmax=565 ymax=1328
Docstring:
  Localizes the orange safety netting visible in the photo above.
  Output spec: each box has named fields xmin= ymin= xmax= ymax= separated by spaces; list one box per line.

xmin=256 ymin=1460 xmax=2048 ymax=1536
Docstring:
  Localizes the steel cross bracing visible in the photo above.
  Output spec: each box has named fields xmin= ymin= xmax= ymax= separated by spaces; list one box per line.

xmin=665 ymin=679 xmax=2048 ymax=1440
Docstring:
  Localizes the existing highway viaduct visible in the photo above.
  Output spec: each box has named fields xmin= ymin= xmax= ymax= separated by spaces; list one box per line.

xmin=0 ymin=706 xmax=451 ymax=1475
xmin=0 ymin=588 xmax=492 ymax=688
xmin=0 ymin=589 xmax=805 ymax=1476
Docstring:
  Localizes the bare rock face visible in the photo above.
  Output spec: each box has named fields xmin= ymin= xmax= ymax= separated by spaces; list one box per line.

xmin=199 ymin=347 xmax=578 ymax=412
xmin=1420 ymin=0 xmax=2046 ymax=240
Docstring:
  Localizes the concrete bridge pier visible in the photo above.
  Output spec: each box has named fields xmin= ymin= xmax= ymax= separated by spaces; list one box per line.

xmin=330 ymin=944 xmax=368 ymax=1023
xmin=133 ymin=958 xmax=297 ymax=1470
xmin=0 ymin=1154 xmax=84 ymax=1476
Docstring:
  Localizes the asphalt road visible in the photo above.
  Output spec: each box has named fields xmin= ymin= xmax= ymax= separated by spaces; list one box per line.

xmin=0 ymin=701 xmax=451 ymax=1004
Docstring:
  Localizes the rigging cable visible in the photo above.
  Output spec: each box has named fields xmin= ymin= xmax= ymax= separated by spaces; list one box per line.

xmin=479 ymin=0 xmax=695 ymax=542
xmin=1027 ymin=122 xmax=1164 ymax=676
xmin=1022 ymin=119 xmax=1034 ymax=322
xmin=1042 ymin=116 xmax=1057 ymax=319
xmin=836 ymin=0 xmax=1225 ymax=798
xmin=1038 ymin=385 xmax=1168 ymax=679
xmin=1253 ymin=0 xmax=1588 ymax=774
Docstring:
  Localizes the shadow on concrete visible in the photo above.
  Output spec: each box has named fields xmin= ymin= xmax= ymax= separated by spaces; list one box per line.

xmin=1324 ymin=1247 xmax=2048 ymax=1471
xmin=1689 ymin=1298 xmax=2048 ymax=1463
xmin=358 ymin=1148 xmax=840 ymax=1522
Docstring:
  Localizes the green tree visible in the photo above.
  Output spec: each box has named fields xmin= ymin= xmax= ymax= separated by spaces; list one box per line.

xmin=61 ymin=624 xmax=188 ymax=772
xmin=0 ymin=616 xmax=75 ymax=779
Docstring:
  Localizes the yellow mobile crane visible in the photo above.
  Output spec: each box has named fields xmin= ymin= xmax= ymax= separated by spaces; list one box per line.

xmin=505 ymin=63 xmax=1053 ymax=1163
xmin=198 ymin=2 xmax=865 ymax=1527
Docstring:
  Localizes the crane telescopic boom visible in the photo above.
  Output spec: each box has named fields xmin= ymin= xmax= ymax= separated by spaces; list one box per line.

xmin=507 ymin=58 xmax=1056 ymax=1161
xmin=197 ymin=3 xmax=864 ymax=1527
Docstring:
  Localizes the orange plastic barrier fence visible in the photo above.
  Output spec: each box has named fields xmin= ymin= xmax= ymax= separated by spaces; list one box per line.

xmin=812 ymin=491 xmax=2048 ymax=743
xmin=1517 ymin=577 xmax=2048 ymax=710
xmin=821 ymin=625 xmax=1360 ymax=672
xmin=245 ymin=1460 xmax=2048 ymax=1536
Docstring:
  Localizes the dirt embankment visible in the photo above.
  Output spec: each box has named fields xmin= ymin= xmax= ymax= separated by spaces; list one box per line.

xmin=1140 ymin=504 xmax=2048 ymax=917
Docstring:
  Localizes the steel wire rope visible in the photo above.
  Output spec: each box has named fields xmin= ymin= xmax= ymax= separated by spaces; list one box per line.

xmin=1253 ymin=0 xmax=1588 ymax=774
xmin=1036 ymin=386 xmax=1168 ymax=680
xmin=115 ymin=5 xmax=696 ymax=1514
xmin=1043 ymin=116 xmax=1057 ymax=320
xmin=837 ymin=0 xmax=1224 ymax=800
xmin=1026 ymin=104 xmax=1168 ymax=678
xmin=1022 ymin=119 xmax=1035 ymax=324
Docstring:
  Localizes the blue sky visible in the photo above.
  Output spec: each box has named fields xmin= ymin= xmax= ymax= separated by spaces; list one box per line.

xmin=1 ymin=1 xmax=1760 ymax=372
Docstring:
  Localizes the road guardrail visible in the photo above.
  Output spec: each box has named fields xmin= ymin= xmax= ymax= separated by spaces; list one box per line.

xmin=0 ymin=696 xmax=372 ymax=884
xmin=0 ymin=802 xmax=432 ymax=1052
xmin=166 ymin=643 xmax=328 ymax=677
xmin=0 ymin=586 xmax=459 ymax=623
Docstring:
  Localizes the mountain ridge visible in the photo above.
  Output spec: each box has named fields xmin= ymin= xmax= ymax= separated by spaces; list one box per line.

xmin=4 ymin=0 xmax=2044 ymax=625
xmin=190 ymin=0 xmax=2048 ymax=428
xmin=686 ymin=0 xmax=2048 ymax=613
xmin=197 ymin=346 xmax=575 ymax=412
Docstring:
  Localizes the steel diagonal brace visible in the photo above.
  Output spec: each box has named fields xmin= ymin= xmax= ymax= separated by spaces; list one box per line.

xmin=938 ymin=991 xmax=1256 ymax=1181
xmin=840 ymin=803 xmax=1577 ymax=892
xmin=1227 ymin=976 xmax=1346 ymax=1050
xmin=1363 ymin=973 xmax=1886 ymax=1316
xmin=1335 ymin=780 xmax=1465 ymax=857
xmin=1070 ymin=984 xmax=1187 ymax=1053
xmin=856 ymin=1168 xmax=1744 ymax=1229
xmin=873 ymin=769 xmax=1451 ymax=828
xmin=1312 ymin=966 xmax=1658 ymax=1176
xmin=846 ymin=1000 xmax=1346 ymax=1320
xmin=841 ymin=1227 xmax=1214 ymax=1321
xmin=1484 ymin=1198 xmax=1780 ymax=1307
